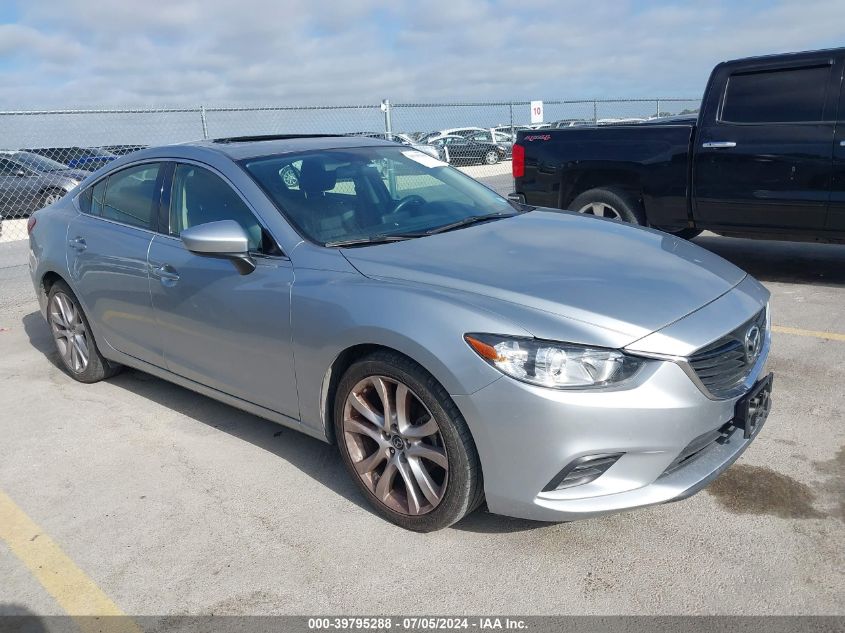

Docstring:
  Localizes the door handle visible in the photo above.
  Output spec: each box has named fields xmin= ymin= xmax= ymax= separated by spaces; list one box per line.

xmin=839 ymin=140 xmax=845 ymax=147
xmin=152 ymin=264 xmax=180 ymax=283
xmin=702 ymin=141 xmax=737 ymax=149
xmin=67 ymin=236 xmax=87 ymax=252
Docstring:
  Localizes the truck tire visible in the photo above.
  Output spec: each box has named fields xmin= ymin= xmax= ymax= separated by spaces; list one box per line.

xmin=570 ymin=188 xmax=646 ymax=226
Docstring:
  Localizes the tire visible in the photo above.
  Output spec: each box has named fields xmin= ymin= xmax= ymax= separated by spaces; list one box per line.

xmin=334 ymin=350 xmax=484 ymax=532
xmin=46 ymin=280 xmax=121 ymax=383
xmin=569 ymin=187 xmax=646 ymax=225
xmin=41 ymin=188 xmax=66 ymax=208
xmin=483 ymin=149 xmax=500 ymax=165
xmin=667 ymin=227 xmax=703 ymax=240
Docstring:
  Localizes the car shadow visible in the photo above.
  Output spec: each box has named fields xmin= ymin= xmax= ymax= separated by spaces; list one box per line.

xmin=22 ymin=311 xmax=549 ymax=534
xmin=692 ymin=234 xmax=845 ymax=286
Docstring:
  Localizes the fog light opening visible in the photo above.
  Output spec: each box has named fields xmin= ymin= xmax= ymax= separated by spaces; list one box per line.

xmin=542 ymin=453 xmax=623 ymax=492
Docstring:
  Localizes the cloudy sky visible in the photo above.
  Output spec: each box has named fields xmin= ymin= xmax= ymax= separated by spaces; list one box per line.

xmin=1 ymin=0 xmax=844 ymax=109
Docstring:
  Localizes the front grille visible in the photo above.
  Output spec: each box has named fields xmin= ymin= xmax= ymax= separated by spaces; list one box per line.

xmin=688 ymin=308 xmax=767 ymax=399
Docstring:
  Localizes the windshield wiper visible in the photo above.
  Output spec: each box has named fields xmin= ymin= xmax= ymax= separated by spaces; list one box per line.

xmin=421 ymin=211 xmax=517 ymax=236
xmin=324 ymin=234 xmax=417 ymax=248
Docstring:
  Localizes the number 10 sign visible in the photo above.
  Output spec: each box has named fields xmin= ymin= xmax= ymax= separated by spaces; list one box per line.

xmin=530 ymin=101 xmax=544 ymax=124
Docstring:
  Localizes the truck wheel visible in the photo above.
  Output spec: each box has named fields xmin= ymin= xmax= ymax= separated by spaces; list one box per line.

xmin=570 ymin=188 xmax=646 ymax=225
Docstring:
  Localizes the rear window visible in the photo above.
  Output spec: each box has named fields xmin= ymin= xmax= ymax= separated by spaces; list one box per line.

xmin=721 ymin=65 xmax=830 ymax=124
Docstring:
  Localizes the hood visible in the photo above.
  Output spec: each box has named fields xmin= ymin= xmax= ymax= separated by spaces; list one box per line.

xmin=341 ymin=210 xmax=746 ymax=342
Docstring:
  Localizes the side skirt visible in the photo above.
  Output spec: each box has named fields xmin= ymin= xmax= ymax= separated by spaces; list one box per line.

xmin=102 ymin=345 xmax=331 ymax=444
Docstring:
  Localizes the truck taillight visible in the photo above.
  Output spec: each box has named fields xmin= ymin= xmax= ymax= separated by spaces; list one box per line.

xmin=27 ymin=216 xmax=37 ymax=235
xmin=512 ymin=143 xmax=525 ymax=178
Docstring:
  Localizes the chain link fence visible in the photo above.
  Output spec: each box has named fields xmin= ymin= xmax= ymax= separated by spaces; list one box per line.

xmin=0 ymin=98 xmax=699 ymax=269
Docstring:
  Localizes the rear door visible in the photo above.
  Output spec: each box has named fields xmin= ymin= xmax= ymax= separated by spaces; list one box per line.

xmin=67 ymin=162 xmax=164 ymax=366
xmin=693 ymin=56 xmax=838 ymax=232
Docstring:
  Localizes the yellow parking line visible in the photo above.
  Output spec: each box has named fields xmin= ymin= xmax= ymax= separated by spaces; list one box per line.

xmin=0 ymin=489 xmax=141 ymax=633
xmin=771 ymin=325 xmax=845 ymax=342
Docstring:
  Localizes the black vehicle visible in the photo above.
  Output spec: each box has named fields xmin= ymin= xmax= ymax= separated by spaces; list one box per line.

xmin=24 ymin=147 xmax=118 ymax=172
xmin=428 ymin=135 xmax=508 ymax=165
xmin=512 ymin=47 xmax=845 ymax=243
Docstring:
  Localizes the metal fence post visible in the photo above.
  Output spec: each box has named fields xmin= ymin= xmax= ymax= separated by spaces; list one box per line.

xmin=200 ymin=105 xmax=209 ymax=139
xmin=382 ymin=99 xmax=392 ymax=137
xmin=656 ymin=99 xmax=661 ymax=119
xmin=509 ymin=102 xmax=514 ymax=138
xmin=593 ymin=100 xmax=598 ymax=124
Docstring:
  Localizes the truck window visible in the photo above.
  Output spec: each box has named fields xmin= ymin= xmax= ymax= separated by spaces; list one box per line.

xmin=720 ymin=65 xmax=830 ymax=124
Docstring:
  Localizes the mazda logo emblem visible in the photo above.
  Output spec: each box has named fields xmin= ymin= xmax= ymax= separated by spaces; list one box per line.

xmin=744 ymin=325 xmax=762 ymax=363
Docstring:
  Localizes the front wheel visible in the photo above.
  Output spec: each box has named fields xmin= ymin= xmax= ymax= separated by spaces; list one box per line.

xmin=483 ymin=149 xmax=500 ymax=165
xmin=334 ymin=351 xmax=484 ymax=532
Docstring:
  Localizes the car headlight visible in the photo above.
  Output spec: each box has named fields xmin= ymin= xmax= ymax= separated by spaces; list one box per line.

xmin=464 ymin=333 xmax=644 ymax=389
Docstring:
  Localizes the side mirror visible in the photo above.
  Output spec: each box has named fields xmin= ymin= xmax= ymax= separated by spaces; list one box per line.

xmin=180 ymin=220 xmax=256 ymax=275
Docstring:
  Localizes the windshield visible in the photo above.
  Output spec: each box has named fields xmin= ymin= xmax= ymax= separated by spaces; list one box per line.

xmin=12 ymin=152 xmax=69 ymax=172
xmin=243 ymin=146 xmax=516 ymax=245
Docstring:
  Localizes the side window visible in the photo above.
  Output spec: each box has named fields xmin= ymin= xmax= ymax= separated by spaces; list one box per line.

xmin=170 ymin=164 xmax=264 ymax=252
xmin=721 ymin=65 xmax=830 ymax=124
xmin=100 ymin=163 xmax=161 ymax=229
xmin=0 ymin=159 xmax=20 ymax=175
xmin=78 ymin=178 xmax=107 ymax=215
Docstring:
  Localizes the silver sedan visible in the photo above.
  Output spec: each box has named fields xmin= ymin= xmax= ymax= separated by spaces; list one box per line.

xmin=28 ymin=135 xmax=772 ymax=531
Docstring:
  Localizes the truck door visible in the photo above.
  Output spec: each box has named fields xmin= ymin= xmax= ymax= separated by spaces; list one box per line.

xmin=693 ymin=56 xmax=838 ymax=233
xmin=826 ymin=55 xmax=845 ymax=232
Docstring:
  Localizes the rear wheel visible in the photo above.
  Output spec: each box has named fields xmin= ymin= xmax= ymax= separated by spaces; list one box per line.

xmin=47 ymin=281 xmax=120 ymax=383
xmin=334 ymin=351 xmax=483 ymax=532
xmin=570 ymin=187 xmax=646 ymax=225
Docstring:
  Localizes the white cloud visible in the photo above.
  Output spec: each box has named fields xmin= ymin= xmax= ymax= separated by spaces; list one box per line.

xmin=1 ymin=0 xmax=844 ymax=110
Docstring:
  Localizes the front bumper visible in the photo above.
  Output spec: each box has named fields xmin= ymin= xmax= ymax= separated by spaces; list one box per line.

xmin=453 ymin=357 xmax=769 ymax=522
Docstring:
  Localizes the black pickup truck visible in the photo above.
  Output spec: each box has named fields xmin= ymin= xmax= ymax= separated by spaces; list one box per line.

xmin=511 ymin=48 xmax=845 ymax=243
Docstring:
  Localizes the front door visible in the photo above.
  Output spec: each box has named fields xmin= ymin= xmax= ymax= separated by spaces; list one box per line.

xmin=147 ymin=162 xmax=299 ymax=419
xmin=693 ymin=59 xmax=837 ymax=232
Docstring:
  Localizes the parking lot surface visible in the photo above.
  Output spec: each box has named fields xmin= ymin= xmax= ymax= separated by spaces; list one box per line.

xmin=0 ymin=175 xmax=843 ymax=615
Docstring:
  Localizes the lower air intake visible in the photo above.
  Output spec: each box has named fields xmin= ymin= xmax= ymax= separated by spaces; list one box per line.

xmin=542 ymin=453 xmax=623 ymax=492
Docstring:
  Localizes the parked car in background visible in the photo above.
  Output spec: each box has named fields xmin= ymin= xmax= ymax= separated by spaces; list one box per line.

xmin=358 ymin=133 xmax=441 ymax=159
xmin=28 ymin=134 xmax=772 ymax=532
xmin=428 ymin=135 xmax=508 ymax=165
xmin=512 ymin=47 xmax=845 ymax=243
xmin=100 ymin=145 xmax=148 ymax=156
xmin=25 ymin=147 xmax=118 ymax=171
xmin=550 ymin=119 xmax=596 ymax=128
xmin=417 ymin=127 xmax=491 ymax=144
xmin=0 ymin=151 xmax=88 ymax=218
xmin=463 ymin=130 xmax=513 ymax=158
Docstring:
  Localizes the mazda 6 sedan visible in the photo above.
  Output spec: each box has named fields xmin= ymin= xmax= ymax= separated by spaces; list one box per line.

xmin=28 ymin=134 xmax=773 ymax=532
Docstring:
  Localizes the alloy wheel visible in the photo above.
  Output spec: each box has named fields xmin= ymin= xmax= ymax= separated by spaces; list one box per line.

xmin=484 ymin=150 xmax=499 ymax=165
xmin=342 ymin=375 xmax=449 ymax=516
xmin=43 ymin=191 xmax=64 ymax=206
xmin=49 ymin=292 xmax=90 ymax=373
xmin=578 ymin=201 xmax=623 ymax=219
